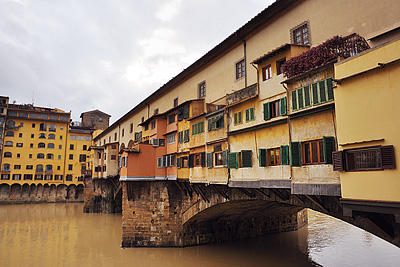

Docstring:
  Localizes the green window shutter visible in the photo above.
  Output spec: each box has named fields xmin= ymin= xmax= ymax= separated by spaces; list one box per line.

xmin=245 ymin=109 xmax=250 ymax=122
xmin=259 ymin=149 xmax=267 ymax=167
xmin=312 ymin=83 xmax=319 ymax=105
xmin=290 ymin=142 xmax=301 ymax=166
xmin=207 ymin=152 xmax=213 ymax=168
xmin=264 ymin=102 xmax=271 ymax=120
xmin=188 ymin=154 xmax=194 ymax=168
xmin=241 ymin=150 xmax=252 ymax=168
xmin=200 ymin=152 xmax=206 ymax=167
xmin=280 ymin=97 xmax=287 ymax=116
xmin=323 ymin=136 xmax=335 ymax=164
xmin=292 ymin=90 xmax=298 ymax=111
xmin=250 ymin=108 xmax=255 ymax=121
xmin=234 ymin=113 xmax=238 ymax=125
xmin=280 ymin=145 xmax=289 ymax=165
xmin=238 ymin=111 xmax=242 ymax=124
xmin=223 ymin=150 xmax=228 ymax=167
xmin=192 ymin=124 xmax=195 ymax=136
xmin=200 ymin=121 xmax=204 ymax=133
xmin=298 ymin=88 xmax=304 ymax=109
xmin=177 ymin=157 xmax=181 ymax=169
xmin=319 ymin=80 xmax=326 ymax=102
xmin=327 ymin=77 xmax=334 ymax=101
xmin=228 ymin=152 xmax=238 ymax=169
xmin=304 ymin=85 xmax=311 ymax=107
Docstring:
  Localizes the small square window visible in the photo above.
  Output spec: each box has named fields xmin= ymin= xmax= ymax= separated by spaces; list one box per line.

xmin=198 ymin=81 xmax=206 ymax=99
xmin=236 ymin=59 xmax=245 ymax=80
xmin=68 ymin=164 xmax=73 ymax=171
xmin=31 ymin=134 xmax=34 ymax=138
xmin=262 ymin=65 xmax=272 ymax=81
xmin=276 ymin=58 xmax=286 ymax=75
xmin=291 ymin=22 xmax=310 ymax=46
xmin=19 ymin=133 xmax=22 ymax=137
xmin=70 ymin=144 xmax=74 ymax=150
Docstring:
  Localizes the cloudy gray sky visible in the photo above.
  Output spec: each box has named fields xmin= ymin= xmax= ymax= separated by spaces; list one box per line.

xmin=0 ymin=0 xmax=274 ymax=123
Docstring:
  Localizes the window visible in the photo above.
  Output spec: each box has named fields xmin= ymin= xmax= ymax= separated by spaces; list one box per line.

xmin=2 ymin=164 xmax=11 ymax=172
xmin=198 ymin=81 xmax=206 ymax=98
xmin=78 ymin=135 xmax=84 ymax=141
xmin=111 ymin=155 xmax=117 ymax=160
xmin=236 ymin=59 xmax=245 ymax=80
xmin=208 ymin=114 xmax=224 ymax=131
xmin=290 ymin=137 xmax=335 ymax=167
xmin=59 ymin=145 xmax=62 ymax=149
xmin=60 ymin=126 xmax=64 ymax=130
xmin=48 ymin=134 xmax=55 ymax=139
xmin=69 ymin=154 xmax=74 ymax=160
xmin=23 ymin=174 xmax=33 ymax=180
xmin=40 ymin=114 xmax=48 ymax=119
xmin=194 ymin=153 xmax=202 ymax=167
xmin=66 ymin=174 xmax=73 ymax=181
xmin=192 ymin=121 xmax=204 ymax=136
xmin=26 ymin=165 xmax=33 ymax=170
xmin=39 ymin=123 xmax=47 ymax=131
xmin=8 ymin=120 xmax=15 ymax=127
xmin=111 ymin=144 xmax=117 ymax=149
xmin=17 ymin=153 xmax=20 ymax=158
xmin=228 ymin=151 xmax=252 ymax=169
xmin=78 ymin=154 xmax=86 ymax=162
xmin=13 ymin=174 xmax=22 ymax=180
xmin=292 ymin=22 xmax=310 ymax=45
xmin=68 ymin=165 xmax=73 ymax=171
xmin=37 ymin=153 xmax=44 ymax=159
xmin=214 ymin=151 xmax=227 ymax=167
xmin=276 ymin=58 xmax=286 ymax=75
xmin=32 ymin=123 xmax=36 ymax=128
xmin=46 ymin=154 xmax=54 ymax=159
xmin=263 ymin=98 xmax=287 ymax=120
xmin=49 ymin=124 xmax=56 ymax=132
xmin=29 ymin=154 xmax=32 ymax=158
xmin=245 ymin=108 xmax=255 ymax=122
xmin=4 ymin=152 xmax=12 ymax=158
xmin=83 ymin=145 xmax=87 ymax=150
xmin=18 ymin=133 xmax=22 ymax=137
xmin=45 ymin=175 xmax=53 ymax=180
xmin=70 ymin=144 xmax=74 ymax=150
xmin=30 ymin=113 xmax=38 ymax=119
xmin=70 ymin=135 xmax=76 ymax=140
xmin=167 ymin=134 xmax=176 ymax=145
xmin=178 ymin=131 xmax=184 ymax=144
xmin=262 ymin=65 xmax=272 ymax=81
xmin=114 ymin=133 xmax=117 ymax=141
xmin=39 ymin=133 xmax=46 ymax=139
xmin=6 ymin=131 xmax=14 ymax=137
xmin=291 ymin=85 xmax=311 ymax=111
xmin=311 ymin=77 xmax=334 ymax=105
xmin=168 ymin=114 xmax=175 ymax=124
xmin=5 ymin=141 xmax=13 ymax=147
xmin=174 ymin=98 xmax=178 ymax=108
xmin=144 ymin=124 xmax=149 ymax=131
xmin=99 ymin=117 xmax=103 ymax=122
xmin=177 ymin=105 xmax=190 ymax=121
xmin=268 ymin=148 xmax=281 ymax=166
xmin=233 ymin=111 xmax=243 ymax=125
xmin=50 ymin=115 xmax=58 ymax=120
xmin=154 ymin=108 xmax=159 ymax=115
xmin=333 ymin=145 xmax=395 ymax=172
xmin=45 ymin=165 xmax=53 ymax=173
xmin=36 ymin=165 xmax=43 ymax=173
xmin=55 ymin=175 xmax=63 ymax=180
xmin=14 ymin=165 xmax=21 ymax=170
xmin=30 ymin=144 xmax=33 ymax=148
xmin=85 ymin=136 xmax=91 ymax=141
xmin=58 ymin=155 xmax=62 ymax=160
xmin=1 ymin=174 xmax=10 ymax=180
xmin=177 ymin=156 xmax=188 ymax=168
xmin=130 ymin=123 xmax=133 ymax=133
xmin=303 ymin=140 xmax=324 ymax=165
xmin=158 ymin=155 xmax=176 ymax=168
xmin=183 ymin=129 xmax=190 ymax=143
xmin=48 ymin=143 xmax=55 ymax=149
xmin=31 ymin=134 xmax=34 ymax=138
xmin=151 ymin=121 xmax=156 ymax=130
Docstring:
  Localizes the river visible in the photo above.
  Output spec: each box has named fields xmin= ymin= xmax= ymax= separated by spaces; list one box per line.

xmin=0 ymin=203 xmax=399 ymax=267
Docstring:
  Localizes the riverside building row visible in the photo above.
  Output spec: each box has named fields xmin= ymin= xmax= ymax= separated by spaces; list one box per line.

xmin=91 ymin=0 xmax=400 ymax=215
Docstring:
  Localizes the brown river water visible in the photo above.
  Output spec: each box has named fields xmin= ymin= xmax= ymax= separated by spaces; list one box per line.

xmin=0 ymin=203 xmax=399 ymax=267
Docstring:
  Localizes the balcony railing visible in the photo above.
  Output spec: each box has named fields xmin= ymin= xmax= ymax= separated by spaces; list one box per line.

xmin=226 ymin=84 xmax=258 ymax=106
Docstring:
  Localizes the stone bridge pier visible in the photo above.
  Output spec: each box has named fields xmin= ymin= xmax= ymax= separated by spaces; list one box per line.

xmin=121 ymin=181 xmax=308 ymax=247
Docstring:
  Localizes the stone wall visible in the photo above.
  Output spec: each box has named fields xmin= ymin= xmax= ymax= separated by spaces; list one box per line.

xmin=83 ymin=176 xmax=122 ymax=213
xmin=0 ymin=183 xmax=84 ymax=203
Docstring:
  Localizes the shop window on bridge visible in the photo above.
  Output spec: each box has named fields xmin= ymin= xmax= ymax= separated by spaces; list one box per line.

xmin=192 ymin=121 xmax=204 ymax=136
xmin=177 ymin=156 xmax=188 ymax=169
xmin=208 ymin=114 xmax=224 ymax=131
xmin=1 ymin=174 xmax=10 ymax=180
xmin=245 ymin=108 xmax=255 ymax=122
xmin=233 ymin=111 xmax=243 ymax=125
xmin=228 ymin=150 xmax=252 ymax=168
xmin=333 ymin=145 xmax=395 ymax=172
xmin=23 ymin=174 xmax=32 ymax=180
xmin=290 ymin=137 xmax=335 ymax=167
xmin=183 ymin=129 xmax=190 ymax=143
xmin=188 ymin=152 xmax=205 ymax=168
xmin=263 ymin=97 xmax=287 ymax=120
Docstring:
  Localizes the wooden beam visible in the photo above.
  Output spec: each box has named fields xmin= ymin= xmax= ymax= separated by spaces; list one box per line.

xmin=255 ymin=188 xmax=270 ymax=199
xmin=237 ymin=188 xmax=256 ymax=198
xmin=304 ymin=194 xmax=328 ymax=213
xmin=213 ymin=185 xmax=230 ymax=200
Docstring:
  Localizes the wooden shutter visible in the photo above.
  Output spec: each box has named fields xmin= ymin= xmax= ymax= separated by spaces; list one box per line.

xmin=327 ymin=77 xmax=334 ymax=101
xmin=298 ymin=88 xmax=304 ymax=109
xmin=201 ymin=152 xmax=206 ymax=167
xmin=280 ymin=145 xmax=289 ymax=165
xmin=292 ymin=90 xmax=298 ymax=111
xmin=304 ymin=85 xmax=311 ymax=107
xmin=177 ymin=108 xmax=183 ymax=121
xmin=323 ymin=136 xmax=335 ymax=164
xmin=332 ymin=151 xmax=344 ymax=171
xmin=223 ymin=150 xmax=228 ymax=167
xmin=263 ymin=102 xmax=270 ymax=120
xmin=290 ymin=142 xmax=301 ymax=166
xmin=280 ymin=97 xmax=287 ymax=116
xmin=238 ymin=111 xmax=242 ymax=124
xmin=188 ymin=154 xmax=194 ymax=168
xmin=234 ymin=113 xmax=238 ymax=125
xmin=319 ymin=80 xmax=327 ymax=102
xmin=177 ymin=157 xmax=181 ymax=169
xmin=228 ymin=152 xmax=238 ymax=169
xmin=259 ymin=149 xmax=267 ymax=167
xmin=245 ymin=109 xmax=250 ymax=122
xmin=183 ymin=105 xmax=190 ymax=119
xmin=380 ymin=145 xmax=396 ymax=169
xmin=241 ymin=150 xmax=252 ymax=168
xmin=207 ymin=152 xmax=213 ymax=168
xmin=312 ymin=83 xmax=319 ymax=105
xmin=250 ymin=108 xmax=255 ymax=121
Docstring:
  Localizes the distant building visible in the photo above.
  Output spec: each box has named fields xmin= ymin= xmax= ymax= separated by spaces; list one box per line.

xmin=80 ymin=110 xmax=111 ymax=130
xmin=0 ymin=96 xmax=9 ymax=167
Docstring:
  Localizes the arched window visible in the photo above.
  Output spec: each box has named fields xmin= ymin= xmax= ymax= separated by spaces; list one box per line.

xmin=47 ymin=143 xmax=55 ymax=149
xmin=8 ymin=121 xmax=15 ymax=127
xmin=4 ymin=141 xmax=13 ymax=147
xmin=4 ymin=152 xmax=12 ymax=158
xmin=45 ymin=165 xmax=53 ymax=173
xmin=46 ymin=153 xmax=54 ymax=159
xmin=49 ymin=124 xmax=56 ymax=132
xmin=37 ymin=153 xmax=45 ymax=159
xmin=5 ymin=131 xmax=14 ymax=137
xmin=36 ymin=164 xmax=43 ymax=173
xmin=48 ymin=134 xmax=55 ymax=139
xmin=40 ymin=123 xmax=47 ymax=131
xmin=1 ymin=164 xmax=10 ymax=172
xmin=39 ymin=133 xmax=46 ymax=139
xmin=38 ymin=143 xmax=45 ymax=148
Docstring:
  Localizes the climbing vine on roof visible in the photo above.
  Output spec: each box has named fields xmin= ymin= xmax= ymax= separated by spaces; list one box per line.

xmin=282 ymin=34 xmax=370 ymax=78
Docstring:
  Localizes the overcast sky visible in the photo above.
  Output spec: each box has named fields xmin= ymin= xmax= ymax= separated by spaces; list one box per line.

xmin=0 ymin=0 xmax=274 ymax=123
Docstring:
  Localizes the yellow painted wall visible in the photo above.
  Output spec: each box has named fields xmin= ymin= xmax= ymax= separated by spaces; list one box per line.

xmin=334 ymin=39 xmax=400 ymax=201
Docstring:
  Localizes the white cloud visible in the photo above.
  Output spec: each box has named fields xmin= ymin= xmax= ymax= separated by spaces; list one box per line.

xmin=156 ymin=0 xmax=183 ymax=21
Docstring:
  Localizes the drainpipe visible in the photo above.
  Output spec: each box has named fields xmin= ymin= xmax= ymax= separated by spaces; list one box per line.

xmin=282 ymin=83 xmax=293 ymax=179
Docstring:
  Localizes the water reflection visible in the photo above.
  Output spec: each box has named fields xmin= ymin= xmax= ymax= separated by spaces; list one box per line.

xmin=0 ymin=203 xmax=399 ymax=267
